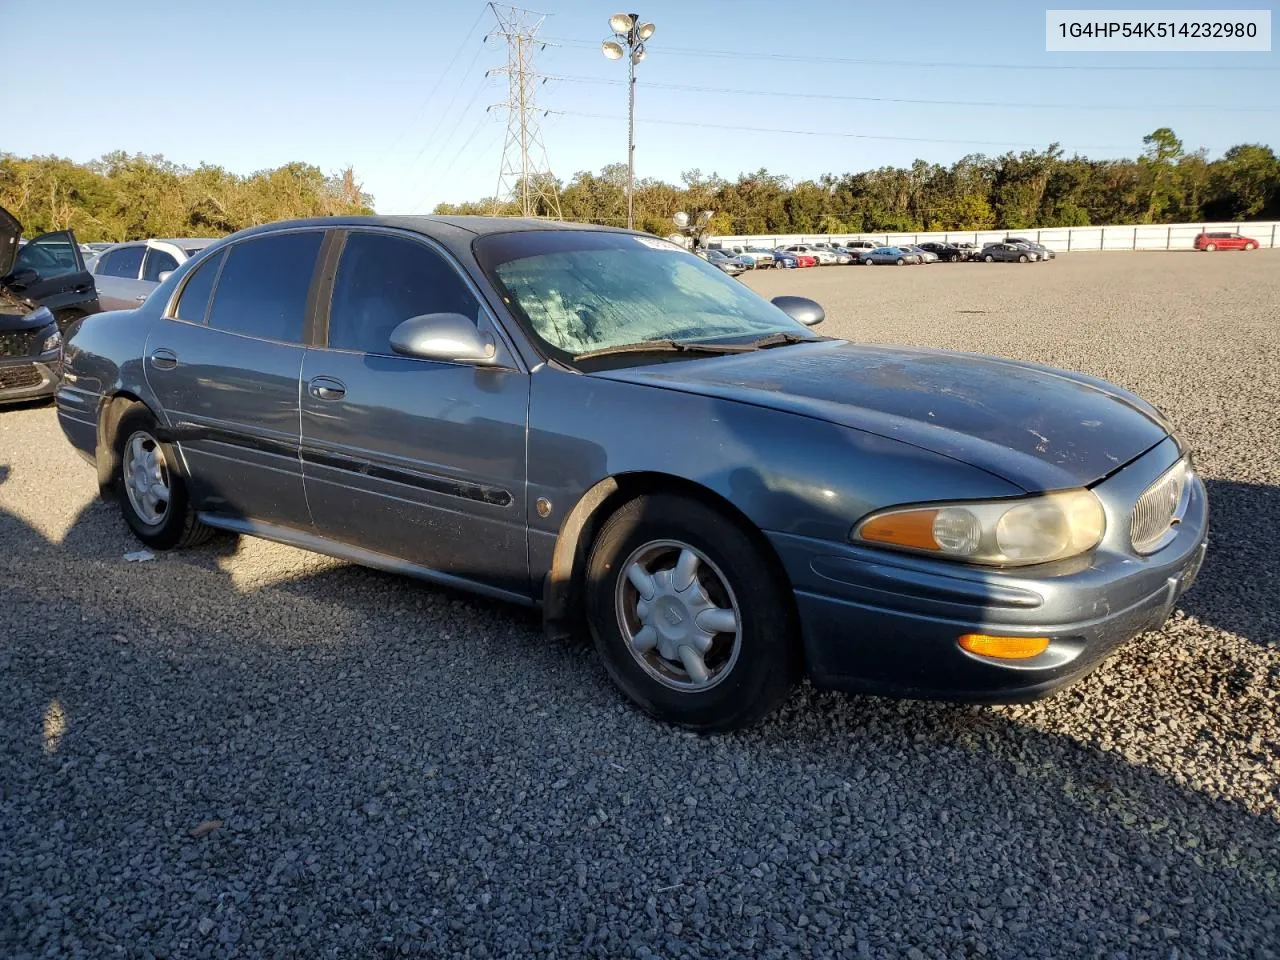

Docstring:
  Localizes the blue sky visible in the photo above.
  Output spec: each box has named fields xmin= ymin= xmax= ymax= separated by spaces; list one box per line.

xmin=12 ymin=0 xmax=1278 ymax=214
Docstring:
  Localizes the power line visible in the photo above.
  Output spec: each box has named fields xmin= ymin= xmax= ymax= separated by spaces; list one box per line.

xmin=398 ymin=40 xmax=493 ymax=176
xmin=396 ymin=74 xmax=495 ymax=208
xmin=544 ymin=110 xmax=1137 ymax=151
xmin=376 ymin=3 xmax=491 ymax=172
xmin=548 ymin=74 xmax=1280 ymax=113
xmin=542 ymin=36 xmax=1280 ymax=71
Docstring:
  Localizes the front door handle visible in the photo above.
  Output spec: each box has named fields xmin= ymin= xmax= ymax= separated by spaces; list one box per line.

xmin=135 ymin=295 xmax=148 ymax=302
xmin=308 ymin=376 xmax=346 ymax=401
xmin=150 ymin=348 xmax=178 ymax=370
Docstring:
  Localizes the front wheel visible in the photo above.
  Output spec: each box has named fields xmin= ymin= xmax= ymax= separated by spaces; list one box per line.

xmin=895 ymin=258 xmax=905 ymax=266
xmin=112 ymin=406 xmax=213 ymax=550
xmin=1244 ymin=242 xmax=1256 ymax=251
xmin=984 ymin=254 xmax=995 ymax=262
xmin=1018 ymin=254 xmax=1028 ymax=263
xmin=585 ymin=494 xmax=799 ymax=731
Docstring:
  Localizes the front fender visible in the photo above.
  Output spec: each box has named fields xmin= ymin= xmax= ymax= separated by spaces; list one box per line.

xmin=528 ymin=365 xmax=1021 ymax=601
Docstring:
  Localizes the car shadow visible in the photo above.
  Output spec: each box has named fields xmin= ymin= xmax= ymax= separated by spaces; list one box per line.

xmin=1179 ymin=478 xmax=1279 ymax=646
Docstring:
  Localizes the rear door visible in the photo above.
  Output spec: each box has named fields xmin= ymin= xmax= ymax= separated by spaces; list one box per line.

xmin=298 ymin=228 xmax=530 ymax=596
xmin=5 ymin=230 xmax=98 ymax=326
xmin=144 ymin=230 xmax=325 ymax=530
xmin=92 ymin=245 xmax=151 ymax=310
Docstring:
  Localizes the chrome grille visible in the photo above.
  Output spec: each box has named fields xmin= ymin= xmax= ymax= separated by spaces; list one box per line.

xmin=1130 ymin=458 xmax=1189 ymax=554
xmin=0 ymin=328 xmax=41 ymax=359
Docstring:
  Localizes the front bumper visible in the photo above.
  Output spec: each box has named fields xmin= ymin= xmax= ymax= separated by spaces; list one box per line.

xmin=0 ymin=354 xmax=60 ymax=405
xmin=770 ymin=439 xmax=1209 ymax=703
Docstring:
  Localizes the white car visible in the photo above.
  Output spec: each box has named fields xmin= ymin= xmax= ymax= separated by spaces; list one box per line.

xmin=90 ymin=238 xmax=218 ymax=311
xmin=782 ymin=244 xmax=841 ymax=266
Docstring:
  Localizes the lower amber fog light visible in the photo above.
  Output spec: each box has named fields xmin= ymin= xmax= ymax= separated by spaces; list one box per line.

xmin=958 ymin=634 xmax=1050 ymax=659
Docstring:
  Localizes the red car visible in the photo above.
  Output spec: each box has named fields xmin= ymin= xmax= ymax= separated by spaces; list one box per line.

xmin=794 ymin=254 xmax=818 ymax=268
xmin=1195 ymin=231 xmax=1259 ymax=252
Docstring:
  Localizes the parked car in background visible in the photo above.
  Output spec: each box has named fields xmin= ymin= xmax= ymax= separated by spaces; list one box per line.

xmin=1194 ymin=231 xmax=1258 ymax=252
xmin=980 ymin=243 xmax=1038 ymax=263
xmin=56 ymin=215 xmax=1208 ymax=731
xmin=1005 ymin=237 xmax=1056 ymax=261
xmin=743 ymin=248 xmax=777 ymax=268
xmin=900 ymin=244 xmax=938 ymax=264
xmin=772 ymin=251 xmax=800 ymax=269
xmin=702 ymin=249 xmax=748 ymax=277
xmin=90 ymin=238 xmax=217 ymax=310
xmin=775 ymin=248 xmax=818 ymax=268
xmin=840 ymin=241 xmax=879 ymax=258
xmin=782 ymin=244 xmax=839 ymax=266
xmin=953 ymin=242 xmax=978 ymax=261
xmin=863 ymin=246 xmax=922 ymax=266
xmin=918 ymin=242 xmax=964 ymax=262
xmin=1 ymin=205 xmax=100 ymax=333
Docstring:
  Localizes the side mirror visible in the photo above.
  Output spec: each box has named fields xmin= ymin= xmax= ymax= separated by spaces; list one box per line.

xmin=389 ymin=313 xmax=497 ymax=364
xmin=771 ymin=295 xmax=825 ymax=327
xmin=157 ymin=271 xmax=174 ymax=283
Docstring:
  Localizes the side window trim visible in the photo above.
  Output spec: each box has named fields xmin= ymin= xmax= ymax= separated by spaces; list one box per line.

xmin=164 ymin=248 xmax=228 ymax=325
xmin=205 ymin=228 xmax=327 ymax=346
xmin=315 ymin=226 xmax=525 ymax=371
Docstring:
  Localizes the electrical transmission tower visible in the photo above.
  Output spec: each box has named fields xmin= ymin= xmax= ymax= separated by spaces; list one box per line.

xmin=487 ymin=2 xmax=562 ymax=219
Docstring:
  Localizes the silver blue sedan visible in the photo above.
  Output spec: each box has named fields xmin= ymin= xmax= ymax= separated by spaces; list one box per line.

xmin=863 ymin=246 xmax=923 ymax=265
xmin=56 ymin=217 xmax=1208 ymax=730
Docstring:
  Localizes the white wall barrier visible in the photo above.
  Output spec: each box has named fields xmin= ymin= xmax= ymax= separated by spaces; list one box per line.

xmin=706 ymin=221 xmax=1280 ymax=253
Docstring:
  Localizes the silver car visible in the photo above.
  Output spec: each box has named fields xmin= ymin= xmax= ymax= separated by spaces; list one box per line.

xmin=91 ymin=238 xmax=217 ymax=310
xmin=56 ymin=217 xmax=1207 ymax=731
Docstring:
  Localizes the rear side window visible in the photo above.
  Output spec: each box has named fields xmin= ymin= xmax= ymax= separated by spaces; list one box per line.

xmin=173 ymin=250 xmax=225 ymax=324
xmin=97 ymin=246 xmax=144 ymax=279
xmin=207 ymin=232 xmax=323 ymax=343
xmin=143 ymin=248 xmax=179 ymax=282
xmin=327 ymin=232 xmax=480 ymax=355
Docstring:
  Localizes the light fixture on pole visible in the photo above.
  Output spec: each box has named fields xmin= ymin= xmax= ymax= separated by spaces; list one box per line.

xmin=602 ymin=12 xmax=655 ymax=230
xmin=672 ymin=209 xmax=714 ymax=251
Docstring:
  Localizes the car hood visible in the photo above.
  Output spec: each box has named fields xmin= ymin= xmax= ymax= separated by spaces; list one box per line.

xmin=591 ymin=340 xmax=1172 ymax=491
xmin=0 ymin=205 xmax=21 ymax=278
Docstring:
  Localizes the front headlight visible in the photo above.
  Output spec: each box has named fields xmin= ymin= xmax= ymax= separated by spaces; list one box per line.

xmin=41 ymin=328 xmax=62 ymax=354
xmin=852 ymin=489 xmax=1106 ymax=566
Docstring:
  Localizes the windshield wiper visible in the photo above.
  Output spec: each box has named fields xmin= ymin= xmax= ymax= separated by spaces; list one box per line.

xmin=574 ymin=339 xmax=758 ymax=361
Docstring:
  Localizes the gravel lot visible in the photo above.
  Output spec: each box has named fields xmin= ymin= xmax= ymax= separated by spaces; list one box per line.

xmin=2 ymin=250 xmax=1277 ymax=959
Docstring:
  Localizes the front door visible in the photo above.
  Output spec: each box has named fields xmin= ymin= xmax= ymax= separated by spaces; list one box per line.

xmin=144 ymin=231 xmax=325 ymax=530
xmin=299 ymin=229 xmax=529 ymax=596
xmin=5 ymin=230 xmax=98 ymax=327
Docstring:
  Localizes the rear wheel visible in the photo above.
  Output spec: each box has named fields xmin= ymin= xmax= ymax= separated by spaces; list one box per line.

xmin=585 ymin=493 xmax=799 ymax=731
xmin=1205 ymin=243 xmax=1217 ymax=252
xmin=895 ymin=258 xmax=905 ymax=266
xmin=985 ymin=254 xmax=995 ymax=262
xmin=112 ymin=407 xmax=213 ymax=550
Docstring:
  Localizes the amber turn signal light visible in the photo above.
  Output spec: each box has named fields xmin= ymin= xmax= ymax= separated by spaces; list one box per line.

xmin=958 ymin=634 xmax=1050 ymax=660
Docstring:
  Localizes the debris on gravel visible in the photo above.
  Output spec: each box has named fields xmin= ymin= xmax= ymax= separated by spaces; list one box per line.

xmin=1 ymin=251 xmax=1277 ymax=958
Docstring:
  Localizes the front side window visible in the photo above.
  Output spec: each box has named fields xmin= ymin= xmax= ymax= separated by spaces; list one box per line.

xmin=475 ymin=230 xmax=808 ymax=362
xmin=97 ymin=246 xmax=144 ymax=279
xmin=328 ymin=232 xmax=480 ymax=355
xmin=142 ymin=248 xmax=179 ymax=282
xmin=13 ymin=232 xmax=80 ymax=279
xmin=207 ymin=232 xmax=323 ymax=343
xmin=173 ymin=250 xmax=226 ymax=324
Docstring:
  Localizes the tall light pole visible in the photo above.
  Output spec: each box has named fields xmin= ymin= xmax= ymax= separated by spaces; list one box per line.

xmin=602 ymin=13 xmax=655 ymax=231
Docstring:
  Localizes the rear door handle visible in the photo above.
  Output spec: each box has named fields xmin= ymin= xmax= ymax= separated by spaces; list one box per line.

xmin=308 ymin=376 xmax=346 ymax=401
xmin=150 ymin=348 xmax=178 ymax=370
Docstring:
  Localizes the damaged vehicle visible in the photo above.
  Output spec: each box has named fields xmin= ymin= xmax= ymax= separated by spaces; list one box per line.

xmin=56 ymin=217 xmax=1208 ymax=731
xmin=1 ymin=206 xmax=99 ymax=404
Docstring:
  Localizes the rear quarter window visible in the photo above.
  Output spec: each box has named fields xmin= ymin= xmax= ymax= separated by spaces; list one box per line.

xmin=173 ymin=250 xmax=226 ymax=324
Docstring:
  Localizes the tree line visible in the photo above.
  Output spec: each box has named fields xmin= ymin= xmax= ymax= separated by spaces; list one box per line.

xmin=436 ymin=129 xmax=1280 ymax=237
xmin=0 ymin=151 xmax=374 ymax=241
xmin=3 ymin=129 xmax=1275 ymax=242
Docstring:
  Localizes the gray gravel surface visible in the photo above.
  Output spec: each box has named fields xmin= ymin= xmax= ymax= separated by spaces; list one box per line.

xmin=2 ymin=250 xmax=1278 ymax=959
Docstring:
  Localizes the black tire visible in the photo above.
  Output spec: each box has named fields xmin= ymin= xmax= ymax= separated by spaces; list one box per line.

xmin=584 ymin=493 xmax=800 ymax=731
xmin=111 ymin=406 xmax=213 ymax=550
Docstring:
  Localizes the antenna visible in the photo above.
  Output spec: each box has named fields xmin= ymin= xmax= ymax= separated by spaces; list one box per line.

xmin=487 ymin=2 xmax=563 ymax=219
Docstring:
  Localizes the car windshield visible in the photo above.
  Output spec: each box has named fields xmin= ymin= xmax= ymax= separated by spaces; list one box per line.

xmin=475 ymin=230 xmax=808 ymax=362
